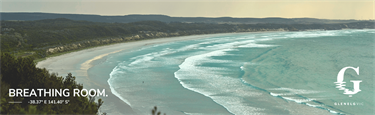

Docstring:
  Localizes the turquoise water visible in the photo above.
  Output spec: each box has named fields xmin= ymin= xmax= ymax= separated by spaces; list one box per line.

xmin=100 ymin=30 xmax=374 ymax=114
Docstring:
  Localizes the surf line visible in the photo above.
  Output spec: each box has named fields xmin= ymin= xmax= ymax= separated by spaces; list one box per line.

xmin=79 ymin=49 xmax=124 ymax=88
xmin=239 ymin=78 xmax=346 ymax=114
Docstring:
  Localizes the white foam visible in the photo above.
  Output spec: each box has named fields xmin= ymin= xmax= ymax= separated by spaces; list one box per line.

xmin=238 ymin=43 xmax=278 ymax=48
xmin=128 ymin=47 xmax=179 ymax=66
xmin=267 ymin=87 xmax=323 ymax=94
xmin=106 ymin=30 xmax=359 ymax=114
xmin=174 ymin=48 xmax=266 ymax=115
xmin=267 ymin=88 xmax=345 ymax=114
xmin=181 ymin=111 xmax=205 ymax=115
xmin=108 ymin=69 xmax=132 ymax=106
xmin=286 ymin=31 xmax=337 ymax=38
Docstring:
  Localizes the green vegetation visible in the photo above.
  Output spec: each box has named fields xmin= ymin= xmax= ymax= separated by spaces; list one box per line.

xmin=1 ymin=13 xmax=366 ymax=24
xmin=0 ymin=17 xmax=373 ymax=114
xmin=1 ymin=18 xmax=374 ymax=61
xmin=0 ymin=53 xmax=103 ymax=114
xmin=151 ymin=106 xmax=166 ymax=115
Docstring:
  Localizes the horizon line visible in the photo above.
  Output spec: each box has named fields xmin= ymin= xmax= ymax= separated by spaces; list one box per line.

xmin=1 ymin=12 xmax=367 ymax=21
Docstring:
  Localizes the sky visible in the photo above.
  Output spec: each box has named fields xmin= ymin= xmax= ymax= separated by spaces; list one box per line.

xmin=1 ymin=0 xmax=374 ymax=20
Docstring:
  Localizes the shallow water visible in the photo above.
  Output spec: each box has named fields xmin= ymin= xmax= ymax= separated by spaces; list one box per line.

xmin=92 ymin=29 xmax=374 ymax=114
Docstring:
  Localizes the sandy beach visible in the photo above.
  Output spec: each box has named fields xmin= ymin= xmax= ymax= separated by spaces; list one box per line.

xmin=36 ymin=33 xmax=236 ymax=114
xmin=35 ymin=30 xmax=344 ymax=115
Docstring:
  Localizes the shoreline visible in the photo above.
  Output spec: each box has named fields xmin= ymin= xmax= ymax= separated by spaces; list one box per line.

xmin=36 ymin=32 xmax=253 ymax=114
xmin=35 ymin=30 xmax=285 ymax=63
xmin=35 ymin=30 xmax=353 ymax=114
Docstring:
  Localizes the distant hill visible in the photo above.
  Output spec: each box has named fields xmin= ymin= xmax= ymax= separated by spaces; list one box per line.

xmin=0 ymin=12 xmax=361 ymax=24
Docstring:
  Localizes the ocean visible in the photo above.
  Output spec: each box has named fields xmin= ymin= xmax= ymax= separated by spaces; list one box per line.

xmin=90 ymin=29 xmax=375 ymax=114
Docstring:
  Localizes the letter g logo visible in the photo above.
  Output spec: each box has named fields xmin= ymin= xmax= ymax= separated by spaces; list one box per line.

xmin=334 ymin=66 xmax=362 ymax=97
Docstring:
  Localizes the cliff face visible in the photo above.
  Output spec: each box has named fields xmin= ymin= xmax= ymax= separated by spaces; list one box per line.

xmin=46 ymin=38 xmax=125 ymax=54
xmin=45 ymin=32 xmax=159 ymax=54
xmin=42 ymin=22 xmax=374 ymax=54
xmin=45 ymin=28 xmax=288 ymax=54
xmin=1 ymin=18 xmax=373 ymax=59
xmin=44 ymin=32 xmax=183 ymax=54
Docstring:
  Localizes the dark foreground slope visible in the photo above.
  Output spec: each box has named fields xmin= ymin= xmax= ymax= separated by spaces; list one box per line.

xmin=0 ymin=53 xmax=104 ymax=114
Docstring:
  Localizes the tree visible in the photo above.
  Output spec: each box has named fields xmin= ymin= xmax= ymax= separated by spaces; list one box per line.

xmin=151 ymin=106 xmax=166 ymax=115
xmin=0 ymin=53 xmax=103 ymax=114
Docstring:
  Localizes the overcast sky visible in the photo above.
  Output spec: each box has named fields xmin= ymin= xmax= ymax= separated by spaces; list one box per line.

xmin=1 ymin=0 xmax=374 ymax=20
